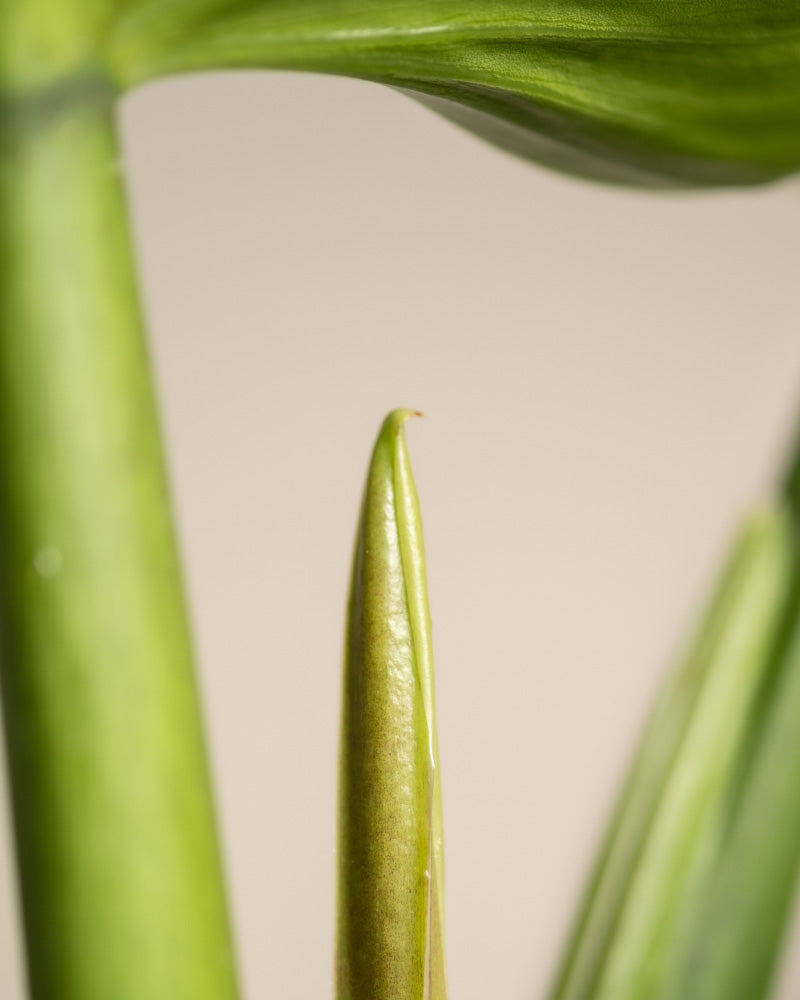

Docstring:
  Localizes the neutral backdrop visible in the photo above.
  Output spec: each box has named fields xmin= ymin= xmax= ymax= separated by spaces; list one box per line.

xmin=2 ymin=71 xmax=800 ymax=1000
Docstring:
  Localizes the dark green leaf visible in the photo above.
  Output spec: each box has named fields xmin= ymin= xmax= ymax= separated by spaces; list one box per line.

xmin=109 ymin=0 xmax=800 ymax=186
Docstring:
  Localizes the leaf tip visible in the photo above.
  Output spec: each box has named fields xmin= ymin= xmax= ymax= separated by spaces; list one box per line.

xmin=383 ymin=408 xmax=424 ymax=430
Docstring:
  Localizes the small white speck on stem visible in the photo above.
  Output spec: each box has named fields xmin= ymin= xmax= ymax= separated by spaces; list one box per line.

xmin=33 ymin=547 xmax=62 ymax=579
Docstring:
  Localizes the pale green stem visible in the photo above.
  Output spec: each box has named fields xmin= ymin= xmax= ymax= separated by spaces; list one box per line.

xmin=0 ymin=68 xmax=240 ymax=1000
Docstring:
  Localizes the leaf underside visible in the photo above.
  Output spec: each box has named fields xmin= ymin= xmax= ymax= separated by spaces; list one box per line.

xmin=105 ymin=0 xmax=800 ymax=187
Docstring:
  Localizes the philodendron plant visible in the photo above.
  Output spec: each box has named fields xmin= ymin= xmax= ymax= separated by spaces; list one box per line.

xmin=2 ymin=3 xmax=800 ymax=1000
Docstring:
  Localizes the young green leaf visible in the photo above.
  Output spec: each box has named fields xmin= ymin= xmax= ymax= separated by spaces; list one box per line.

xmin=549 ymin=511 xmax=784 ymax=1000
xmin=549 ymin=499 xmax=800 ymax=1000
xmin=656 ymin=522 xmax=800 ymax=1000
xmin=108 ymin=0 xmax=800 ymax=187
xmin=337 ymin=409 xmax=446 ymax=1000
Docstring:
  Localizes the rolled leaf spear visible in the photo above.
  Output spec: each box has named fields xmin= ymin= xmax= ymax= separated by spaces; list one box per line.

xmin=337 ymin=409 xmax=446 ymax=1000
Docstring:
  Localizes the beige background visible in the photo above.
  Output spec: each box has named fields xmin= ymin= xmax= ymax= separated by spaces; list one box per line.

xmin=2 ymin=71 xmax=800 ymax=999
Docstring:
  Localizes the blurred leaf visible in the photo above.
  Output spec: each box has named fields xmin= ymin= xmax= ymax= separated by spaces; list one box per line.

xmin=109 ymin=0 xmax=800 ymax=186
xmin=337 ymin=409 xmax=446 ymax=1000
xmin=658 ymin=533 xmax=800 ymax=1000
xmin=549 ymin=499 xmax=800 ymax=1000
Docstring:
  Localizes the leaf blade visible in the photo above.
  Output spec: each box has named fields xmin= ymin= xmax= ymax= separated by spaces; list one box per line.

xmin=109 ymin=0 xmax=800 ymax=186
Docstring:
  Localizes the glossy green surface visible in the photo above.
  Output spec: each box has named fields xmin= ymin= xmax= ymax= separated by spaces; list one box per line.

xmin=0 ymin=87 xmax=240 ymax=1000
xmin=105 ymin=0 xmax=800 ymax=187
xmin=337 ymin=410 xmax=446 ymax=1000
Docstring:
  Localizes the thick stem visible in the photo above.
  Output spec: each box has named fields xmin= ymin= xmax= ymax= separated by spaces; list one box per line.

xmin=0 ymin=78 xmax=240 ymax=1000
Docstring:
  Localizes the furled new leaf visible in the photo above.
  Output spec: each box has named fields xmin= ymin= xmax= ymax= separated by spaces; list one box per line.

xmin=337 ymin=409 xmax=446 ymax=1000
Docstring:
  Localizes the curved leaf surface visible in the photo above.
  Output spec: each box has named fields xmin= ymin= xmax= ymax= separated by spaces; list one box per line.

xmin=110 ymin=0 xmax=800 ymax=186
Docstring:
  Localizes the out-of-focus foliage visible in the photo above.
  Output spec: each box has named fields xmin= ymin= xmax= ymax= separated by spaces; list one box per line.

xmin=549 ymin=500 xmax=800 ymax=1000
